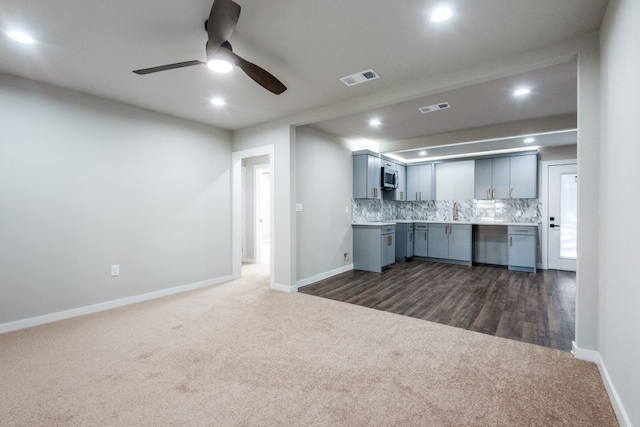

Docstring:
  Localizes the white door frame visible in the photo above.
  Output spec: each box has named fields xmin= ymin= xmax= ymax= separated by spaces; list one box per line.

xmin=541 ymin=159 xmax=577 ymax=270
xmin=254 ymin=163 xmax=271 ymax=264
xmin=232 ymin=146 xmax=275 ymax=287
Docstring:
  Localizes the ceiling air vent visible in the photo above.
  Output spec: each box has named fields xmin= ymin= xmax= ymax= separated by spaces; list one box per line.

xmin=419 ymin=102 xmax=451 ymax=114
xmin=340 ymin=69 xmax=380 ymax=86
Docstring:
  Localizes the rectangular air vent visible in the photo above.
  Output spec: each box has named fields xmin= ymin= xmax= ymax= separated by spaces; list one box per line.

xmin=419 ymin=102 xmax=451 ymax=114
xmin=340 ymin=69 xmax=380 ymax=86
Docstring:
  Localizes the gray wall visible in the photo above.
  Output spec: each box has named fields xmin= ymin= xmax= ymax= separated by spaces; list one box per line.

xmin=0 ymin=73 xmax=232 ymax=325
xmin=233 ymin=123 xmax=296 ymax=290
xmin=600 ymin=0 xmax=640 ymax=424
xmin=295 ymin=126 xmax=353 ymax=283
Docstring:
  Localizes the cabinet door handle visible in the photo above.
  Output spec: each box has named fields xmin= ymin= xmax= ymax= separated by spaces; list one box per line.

xmin=373 ymin=188 xmax=378 ymax=198
xmin=387 ymin=235 xmax=393 ymax=246
xmin=510 ymin=236 xmax=513 ymax=246
xmin=424 ymin=232 xmax=427 ymax=240
xmin=409 ymin=232 xmax=413 ymax=241
xmin=492 ymin=189 xmax=496 ymax=199
xmin=510 ymin=188 xmax=514 ymax=198
xmin=487 ymin=189 xmax=491 ymax=199
xmin=400 ymin=191 xmax=404 ymax=201
xmin=415 ymin=192 xmax=419 ymax=201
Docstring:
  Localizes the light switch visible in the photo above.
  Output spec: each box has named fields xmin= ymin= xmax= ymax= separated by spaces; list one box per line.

xmin=345 ymin=206 xmax=350 ymax=214
xmin=296 ymin=203 xmax=302 ymax=212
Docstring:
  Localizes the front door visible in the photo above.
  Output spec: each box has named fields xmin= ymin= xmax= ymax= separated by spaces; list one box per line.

xmin=548 ymin=163 xmax=577 ymax=271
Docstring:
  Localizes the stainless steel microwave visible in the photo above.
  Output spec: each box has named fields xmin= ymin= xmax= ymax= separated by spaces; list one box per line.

xmin=381 ymin=165 xmax=398 ymax=190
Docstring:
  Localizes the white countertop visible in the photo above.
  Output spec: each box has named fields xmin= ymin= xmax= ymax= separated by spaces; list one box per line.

xmin=352 ymin=222 xmax=396 ymax=226
xmin=355 ymin=220 xmax=539 ymax=227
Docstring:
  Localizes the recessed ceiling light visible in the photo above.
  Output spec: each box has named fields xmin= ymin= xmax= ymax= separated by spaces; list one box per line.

xmin=369 ymin=119 xmax=381 ymax=127
xmin=210 ymin=98 xmax=225 ymax=106
xmin=524 ymin=137 xmax=535 ymax=144
xmin=513 ymin=88 xmax=531 ymax=96
xmin=207 ymin=59 xmax=233 ymax=73
xmin=430 ymin=7 xmax=453 ymax=22
xmin=7 ymin=31 xmax=35 ymax=44
xmin=419 ymin=151 xmax=427 ymax=156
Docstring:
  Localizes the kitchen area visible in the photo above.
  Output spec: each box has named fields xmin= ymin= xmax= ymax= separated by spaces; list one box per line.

xmin=351 ymin=150 xmax=540 ymax=274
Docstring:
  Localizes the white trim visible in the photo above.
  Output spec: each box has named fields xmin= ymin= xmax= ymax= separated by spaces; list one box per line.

xmin=296 ymin=264 xmax=354 ymax=288
xmin=541 ymin=159 xmax=577 ymax=270
xmin=571 ymin=341 xmax=599 ymax=363
xmin=572 ymin=342 xmax=632 ymax=427
xmin=271 ymin=282 xmax=297 ymax=293
xmin=0 ymin=275 xmax=234 ymax=335
xmin=232 ymin=146 xmax=275 ymax=288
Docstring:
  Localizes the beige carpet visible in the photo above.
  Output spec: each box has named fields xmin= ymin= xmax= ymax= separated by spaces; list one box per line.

xmin=0 ymin=264 xmax=617 ymax=426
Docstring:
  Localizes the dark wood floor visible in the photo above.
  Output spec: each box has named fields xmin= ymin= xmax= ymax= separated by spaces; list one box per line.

xmin=299 ymin=261 xmax=576 ymax=352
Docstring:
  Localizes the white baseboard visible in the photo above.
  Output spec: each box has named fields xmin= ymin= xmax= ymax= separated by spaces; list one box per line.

xmin=242 ymin=257 xmax=256 ymax=264
xmin=296 ymin=264 xmax=354 ymax=289
xmin=0 ymin=275 xmax=234 ymax=335
xmin=271 ymin=282 xmax=297 ymax=293
xmin=572 ymin=342 xmax=632 ymax=427
xmin=571 ymin=341 xmax=600 ymax=363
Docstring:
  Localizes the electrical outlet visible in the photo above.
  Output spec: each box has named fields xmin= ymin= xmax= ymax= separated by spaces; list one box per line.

xmin=343 ymin=253 xmax=349 ymax=261
xmin=111 ymin=264 xmax=120 ymax=277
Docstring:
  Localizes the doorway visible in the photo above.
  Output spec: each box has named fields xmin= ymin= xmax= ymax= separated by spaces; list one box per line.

xmin=232 ymin=146 xmax=275 ymax=287
xmin=545 ymin=161 xmax=578 ymax=271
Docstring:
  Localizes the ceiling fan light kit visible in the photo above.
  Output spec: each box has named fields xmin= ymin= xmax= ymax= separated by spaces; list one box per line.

xmin=132 ymin=0 xmax=286 ymax=95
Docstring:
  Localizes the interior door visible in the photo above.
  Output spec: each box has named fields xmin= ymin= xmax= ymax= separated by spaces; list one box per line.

xmin=256 ymin=166 xmax=271 ymax=264
xmin=548 ymin=163 xmax=577 ymax=271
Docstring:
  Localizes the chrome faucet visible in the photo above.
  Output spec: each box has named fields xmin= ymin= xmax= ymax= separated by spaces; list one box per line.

xmin=453 ymin=202 xmax=459 ymax=221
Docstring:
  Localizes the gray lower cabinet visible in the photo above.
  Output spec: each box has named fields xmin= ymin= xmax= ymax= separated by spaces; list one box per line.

xmin=427 ymin=223 xmax=472 ymax=263
xmin=353 ymin=224 xmax=395 ymax=272
xmin=395 ymin=223 xmax=414 ymax=261
xmin=382 ymin=226 xmax=395 ymax=268
xmin=508 ymin=226 xmax=537 ymax=272
xmin=413 ymin=224 xmax=429 ymax=257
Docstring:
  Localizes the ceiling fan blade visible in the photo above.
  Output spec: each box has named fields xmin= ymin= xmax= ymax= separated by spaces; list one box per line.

xmin=220 ymin=47 xmax=287 ymax=95
xmin=206 ymin=0 xmax=241 ymax=58
xmin=133 ymin=60 xmax=204 ymax=75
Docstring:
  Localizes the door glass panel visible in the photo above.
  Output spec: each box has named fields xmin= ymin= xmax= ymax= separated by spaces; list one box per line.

xmin=560 ymin=174 xmax=577 ymax=259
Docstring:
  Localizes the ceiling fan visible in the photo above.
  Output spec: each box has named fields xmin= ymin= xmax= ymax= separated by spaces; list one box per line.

xmin=133 ymin=0 xmax=287 ymax=95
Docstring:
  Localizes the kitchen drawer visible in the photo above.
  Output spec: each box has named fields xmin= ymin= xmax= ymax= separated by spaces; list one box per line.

xmin=508 ymin=225 xmax=536 ymax=235
xmin=382 ymin=225 xmax=395 ymax=234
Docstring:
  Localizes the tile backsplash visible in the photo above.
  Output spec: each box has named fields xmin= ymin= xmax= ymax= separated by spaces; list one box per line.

xmin=352 ymin=198 xmax=541 ymax=224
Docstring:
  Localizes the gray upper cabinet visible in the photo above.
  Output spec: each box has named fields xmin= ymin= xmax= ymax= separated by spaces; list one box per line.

xmin=509 ymin=154 xmax=537 ymax=198
xmin=474 ymin=154 xmax=537 ymax=199
xmin=353 ymin=154 xmax=381 ymax=199
xmin=406 ymin=164 xmax=433 ymax=201
xmin=475 ymin=157 xmax=509 ymax=199
xmin=395 ymin=163 xmax=407 ymax=201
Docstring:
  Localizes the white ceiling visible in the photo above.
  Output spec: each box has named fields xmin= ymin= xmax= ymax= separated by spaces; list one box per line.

xmin=0 ymin=0 xmax=607 ymax=147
